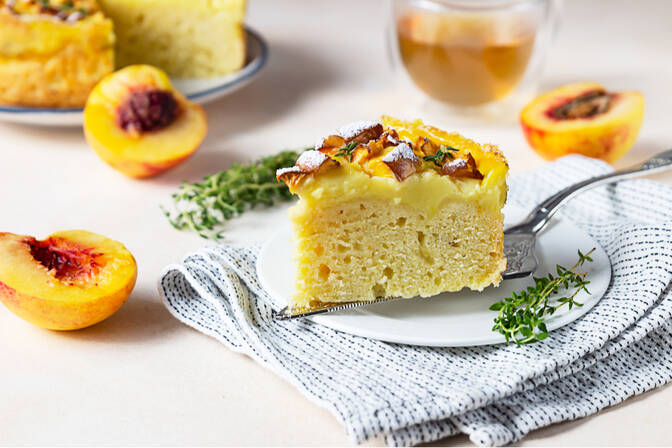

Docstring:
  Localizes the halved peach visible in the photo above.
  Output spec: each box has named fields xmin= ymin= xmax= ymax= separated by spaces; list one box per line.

xmin=84 ymin=65 xmax=207 ymax=178
xmin=0 ymin=230 xmax=137 ymax=330
xmin=520 ymin=82 xmax=644 ymax=163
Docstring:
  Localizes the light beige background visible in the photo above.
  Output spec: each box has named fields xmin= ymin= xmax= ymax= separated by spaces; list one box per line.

xmin=1 ymin=0 xmax=671 ymax=445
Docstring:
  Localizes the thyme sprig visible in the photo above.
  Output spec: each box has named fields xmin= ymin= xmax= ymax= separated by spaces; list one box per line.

xmin=490 ymin=248 xmax=595 ymax=345
xmin=163 ymin=150 xmax=302 ymax=240
xmin=422 ymin=145 xmax=459 ymax=167
xmin=333 ymin=141 xmax=359 ymax=162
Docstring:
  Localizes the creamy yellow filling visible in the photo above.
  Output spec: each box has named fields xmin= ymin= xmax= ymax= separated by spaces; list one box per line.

xmin=291 ymin=163 xmax=507 ymax=221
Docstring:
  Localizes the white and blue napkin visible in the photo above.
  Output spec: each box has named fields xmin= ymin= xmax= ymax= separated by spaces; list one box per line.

xmin=159 ymin=155 xmax=672 ymax=446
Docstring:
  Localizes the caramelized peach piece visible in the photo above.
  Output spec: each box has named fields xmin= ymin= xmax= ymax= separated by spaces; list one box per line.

xmin=336 ymin=120 xmax=384 ymax=144
xmin=276 ymin=150 xmax=340 ymax=191
xmin=84 ymin=65 xmax=207 ymax=178
xmin=441 ymin=153 xmax=484 ymax=179
xmin=382 ymin=143 xmax=421 ymax=181
xmin=520 ymin=82 xmax=644 ymax=163
xmin=0 ymin=230 xmax=137 ymax=330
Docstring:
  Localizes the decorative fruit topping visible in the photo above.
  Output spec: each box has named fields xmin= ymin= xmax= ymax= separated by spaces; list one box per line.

xmin=3 ymin=0 xmax=92 ymax=22
xmin=295 ymin=150 xmax=338 ymax=173
xmin=336 ymin=120 xmax=384 ymax=144
xmin=278 ymin=117 xmax=506 ymax=190
xmin=418 ymin=137 xmax=439 ymax=156
xmin=276 ymin=150 xmax=339 ymax=189
xmin=441 ymin=153 xmax=483 ymax=179
xmin=0 ymin=230 xmax=137 ymax=330
xmin=84 ymin=65 xmax=207 ymax=178
xmin=520 ymin=82 xmax=644 ymax=163
xmin=315 ymin=134 xmax=346 ymax=151
xmin=382 ymin=143 xmax=421 ymax=181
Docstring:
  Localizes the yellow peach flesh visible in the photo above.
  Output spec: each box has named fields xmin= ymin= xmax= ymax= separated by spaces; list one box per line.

xmin=84 ymin=65 xmax=207 ymax=178
xmin=520 ymin=82 xmax=644 ymax=163
xmin=0 ymin=230 xmax=137 ymax=330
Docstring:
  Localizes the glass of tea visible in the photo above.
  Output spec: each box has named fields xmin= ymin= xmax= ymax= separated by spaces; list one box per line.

xmin=391 ymin=0 xmax=558 ymax=108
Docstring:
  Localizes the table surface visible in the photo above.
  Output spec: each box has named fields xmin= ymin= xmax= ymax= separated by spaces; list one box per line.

xmin=1 ymin=0 xmax=671 ymax=445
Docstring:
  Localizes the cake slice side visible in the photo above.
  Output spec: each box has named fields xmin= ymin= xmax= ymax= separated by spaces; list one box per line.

xmin=290 ymin=196 xmax=505 ymax=308
xmin=99 ymin=0 xmax=246 ymax=78
xmin=277 ymin=117 xmax=508 ymax=309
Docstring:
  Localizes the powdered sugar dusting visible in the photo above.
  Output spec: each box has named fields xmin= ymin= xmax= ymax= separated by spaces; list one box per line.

xmin=276 ymin=166 xmax=302 ymax=177
xmin=336 ymin=120 xmax=381 ymax=140
xmin=314 ymin=137 xmax=326 ymax=150
xmin=445 ymin=158 xmax=468 ymax=169
xmin=385 ymin=133 xmax=400 ymax=145
xmin=296 ymin=150 xmax=329 ymax=172
xmin=382 ymin=143 xmax=418 ymax=163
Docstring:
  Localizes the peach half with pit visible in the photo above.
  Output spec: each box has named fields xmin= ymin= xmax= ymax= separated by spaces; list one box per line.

xmin=84 ymin=65 xmax=207 ymax=178
xmin=520 ymin=82 xmax=644 ymax=163
xmin=0 ymin=230 xmax=137 ymax=330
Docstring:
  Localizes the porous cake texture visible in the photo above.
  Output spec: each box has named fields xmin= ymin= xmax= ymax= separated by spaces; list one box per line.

xmin=277 ymin=116 xmax=508 ymax=309
xmin=0 ymin=0 xmax=114 ymax=108
xmin=98 ymin=0 xmax=246 ymax=78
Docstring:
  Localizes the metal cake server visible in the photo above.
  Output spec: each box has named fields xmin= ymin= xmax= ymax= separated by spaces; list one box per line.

xmin=275 ymin=150 xmax=672 ymax=321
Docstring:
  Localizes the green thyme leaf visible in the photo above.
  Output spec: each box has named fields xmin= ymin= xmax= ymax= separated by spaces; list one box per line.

xmin=333 ymin=141 xmax=359 ymax=162
xmin=162 ymin=149 xmax=304 ymax=240
xmin=490 ymin=248 xmax=595 ymax=346
xmin=422 ymin=145 xmax=459 ymax=167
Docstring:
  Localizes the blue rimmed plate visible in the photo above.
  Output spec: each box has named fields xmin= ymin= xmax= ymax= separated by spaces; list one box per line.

xmin=0 ymin=27 xmax=267 ymax=127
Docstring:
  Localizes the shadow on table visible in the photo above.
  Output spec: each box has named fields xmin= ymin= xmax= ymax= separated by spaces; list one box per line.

xmin=0 ymin=121 xmax=84 ymax=144
xmin=152 ymin=147 xmax=251 ymax=185
xmin=202 ymin=40 xmax=338 ymax=140
xmin=52 ymin=294 xmax=182 ymax=344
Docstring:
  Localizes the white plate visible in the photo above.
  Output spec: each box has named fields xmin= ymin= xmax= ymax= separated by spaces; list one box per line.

xmin=0 ymin=27 xmax=267 ymax=127
xmin=257 ymin=204 xmax=612 ymax=347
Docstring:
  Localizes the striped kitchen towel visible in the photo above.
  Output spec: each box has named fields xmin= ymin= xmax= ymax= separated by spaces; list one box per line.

xmin=158 ymin=155 xmax=672 ymax=446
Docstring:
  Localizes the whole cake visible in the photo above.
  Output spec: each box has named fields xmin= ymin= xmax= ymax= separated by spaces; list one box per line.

xmin=98 ymin=0 xmax=246 ymax=79
xmin=0 ymin=0 xmax=115 ymax=108
xmin=277 ymin=116 xmax=508 ymax=309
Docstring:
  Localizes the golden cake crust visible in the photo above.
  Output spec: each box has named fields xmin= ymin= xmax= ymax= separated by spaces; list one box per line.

xmin=0 ymin=0 xmax=114 ymax=108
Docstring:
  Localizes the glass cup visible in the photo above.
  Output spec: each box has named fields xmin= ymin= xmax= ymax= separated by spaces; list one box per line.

xmin=390 ymin=0 xmax=559 ymax=109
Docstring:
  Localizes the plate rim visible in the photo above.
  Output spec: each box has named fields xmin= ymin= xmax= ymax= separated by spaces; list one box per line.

xmin=182 ymin=27 xmax=268 ymax=102
xmin=0 ymin=25 xmax=268 ymax=115
xmin=257 ymin=205 xmax=612 ymax=347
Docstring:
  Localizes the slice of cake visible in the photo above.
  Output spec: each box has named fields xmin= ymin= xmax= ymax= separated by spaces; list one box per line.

xmin=0 ymin=0 xmax=114 ymax=108
xmin=97 ymin=0 xmax=246 ymax=79
xmin=277 ymin=116 xmax=508 ymax=309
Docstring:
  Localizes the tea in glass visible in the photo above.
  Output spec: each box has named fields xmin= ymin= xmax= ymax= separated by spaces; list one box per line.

xmin=392 ymin=0 xmax=554 ymax=107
